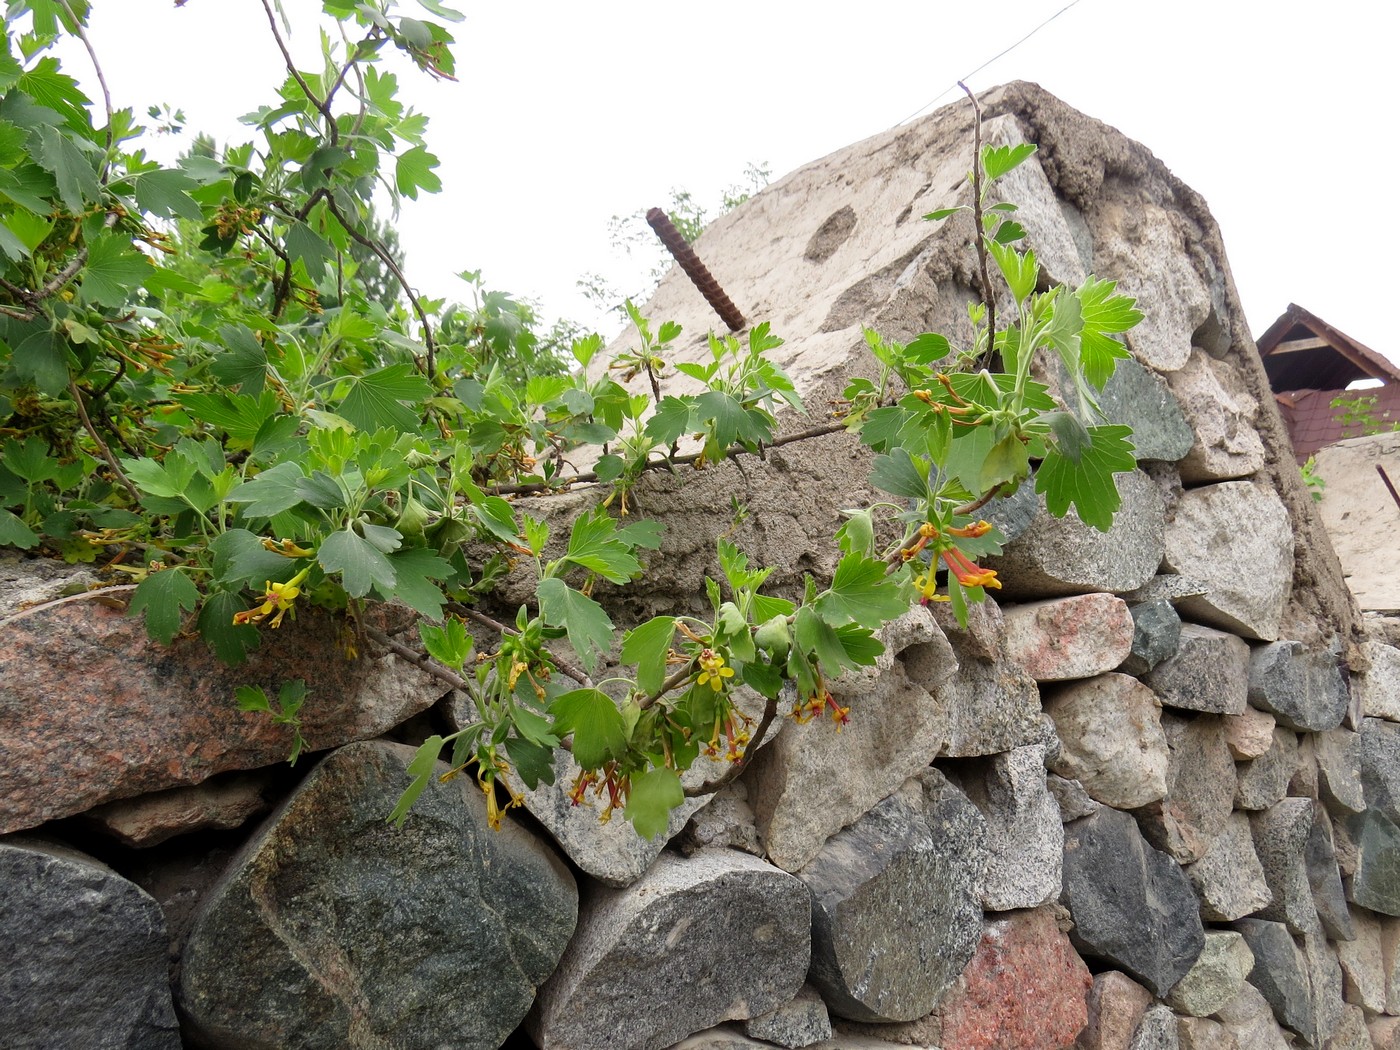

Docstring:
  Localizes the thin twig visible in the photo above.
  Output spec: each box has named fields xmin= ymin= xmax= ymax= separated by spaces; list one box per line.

xmin=953 ymin=487 xmax=999 ymax=516
xmin=452 ymin=604 xmax=593 ymax=688
xmin=363 ymin=623 xmax=472 ymax=692
xmin=58 ymin=0 xmax=114 ymax=180
xmin=321 ymin=193 xmax=437 ymax=380
xmin=0 ymin=584 xmax=138 ymax=629
xmin=259 ymin=0 xmax=338 ymax=144
xmin=69 ymin=378 xmax=141 ymax=505
xmin=637 ymin=662 xmax=697 ymax=711
xmin=684 ymin=695 xmax=779 ymax=797
xmin=959 ymin=82 xmax=997 ymax=365
xmin=488 ymin=419 xmax=850 ymax=497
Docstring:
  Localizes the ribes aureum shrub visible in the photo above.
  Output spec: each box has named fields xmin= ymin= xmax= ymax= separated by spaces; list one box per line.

xmin=0 ymin=2 xmax=1141 ymax=836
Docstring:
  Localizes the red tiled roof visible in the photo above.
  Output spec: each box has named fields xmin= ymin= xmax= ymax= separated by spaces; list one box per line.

xmin=1277 ymin=386 xmax=1400 ymax=462
xmin=1257 ymin=304 xmax=1400 ymax=392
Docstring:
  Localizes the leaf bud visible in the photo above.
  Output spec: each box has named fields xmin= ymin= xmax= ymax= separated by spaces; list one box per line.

xmin=753 ymin=615 xmax=791 ymax=660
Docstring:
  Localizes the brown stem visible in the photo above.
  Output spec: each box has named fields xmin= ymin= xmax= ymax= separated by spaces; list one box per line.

xmin=488 ymin=419 xmax=849 ymax=497
xmin=684 ymin=695 xmax=779 ymax=797
xmin=321 ymin=194 xmax=436 ymax=380
xmin=363 ymin=623 xmax=472 ymax=692
xmin=0 ymin=584 xmax=137 ymax=629
xmin=453 ymin=605 xmax=593 ymax=688
xmin=637 ymin=662 xmax=696 ymax=712
xmin=958 ymin=82 xmax=997 ymax=364
xmin=952 ymin=487 xmax=1000 ymax=516
xmin=69 ymin=378 xmax=141 ymax=505
xmin=259 ymin=0 xmax=338 ymax=144
xmin=58 ymin=0 xmax=114 ymax=180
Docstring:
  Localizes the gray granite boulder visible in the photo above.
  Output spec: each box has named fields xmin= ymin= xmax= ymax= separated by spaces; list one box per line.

xmin=986 ymin=469 xmax=1165 ymax=600
xmin=1304 ymin=807 xmax=1354 ymax=941
xmin=1162 ymin=481 xmax=1293 ymax=642
xmin=1355 ymin=640 xmax=1400 ymax=722
xmin=1134 ymin=712 xmax=1235 ymax=864
xmin=1247 ymin=641 xmax=1349 ymax=732
xmin=1315 ymin=728 xmax=1366 ymax=817
xmin=1250 ymin=798 xmax=1323 ymax=935
xmin=935 ymin=600 xmax=1044 ymax=758
xmin=800 ymin=771 xmax=987 ymax=1022
xmin=1233 ymin=919 xmax=1315 ymax=1045
xmin=1129 ymin=1003 xmax=1181 ymax=1050
xmin=0 ymin=837 xmax=181 ymax=1050
xmin=1335 ymin=907 xmax=1386 ymax=1015
xmin=1166 ymin=351 xmax=1266 ymax=484
xmin=179 ymin=740 xmax=578 ymax=1050
xmin=1096 ymin=357 xmax=1196 ymax=463
xmin=1044 ymin=673 xmax=1169 ymax=809
xmin=1360 ymin=717 xmax=1400 ymax=824
xmin=1062 ymin=807 xmax=1205 ymax=996
xmin=950 ymin=741 xmax=1063 ymax=910
xmin=741 ymin=986 xmax=831 ymax=1048
xmin=530 ymin=850 xmax=809 ymax=1050
xmin=1235 ymin=728 xmax=1300 ymax=811
xmin=1346 ymin=808 xmax=1400 ymax=917
xmin=1144 ymin=623 xmax=1250 ymax=714
xmin=749 ymin=608 xmax=957 ymax=873
xmin=1120 ymin=598 xmax=1183 ymax=677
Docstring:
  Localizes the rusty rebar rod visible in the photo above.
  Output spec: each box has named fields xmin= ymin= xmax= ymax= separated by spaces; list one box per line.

xmin=645 ymin=207 xmax=747 ymax=332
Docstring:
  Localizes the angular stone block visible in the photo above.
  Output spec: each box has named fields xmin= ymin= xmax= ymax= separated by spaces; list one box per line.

xmin=0 ymin=838 xmax=181 ymax=1050
xmin=986 ymin=469 xmax=1166 ymax=600
xmin=1355 ymin=640 xmax=1400 ymax=722
xmin=1120 ymin=598 xmax=1183 ymax=677
xmin=1166 ymin=930 xmax=1254 ymax=1017
xmin=1044 ymin=673 xmax=1169 ymax=809
xmin=1144 ymin=623 xmax=1250 ymax=715
xmin=1360 ymin=717 xmax=1400 ymax=824
xmin=1247 ymin=641 xmax=1349 ymax=732
xmin=1167 ymin=351 xmax=1266 ymax=484
xmin=1347 ymin=808 xmax=1400 ymax=917
xmin=1315 ymin=728 xmax=1366 ymax=817
xmin=1235 ymin=728 xmax=1299 ymax=811
xmin=181 ymin=741 xmax=578 ymax=1050
xmin=934 ymin=906 xmax=1091 ymax=1050
xmin=1233 ymin=919 xmax=1314 ymax=1045
xmin=951 ymin=741 xmax=1063 ymax=911
xmin=79 ymin=769 xmax=276 ymax=848
xmin=0 ymin=603 xmax=444 ymax=834
xmin=800 ymin=771 xmax=986 ymax=1023
xmin=742 ymin=986 xmax=831 ymax=1049
xmin=1079 ymin=970 xmax=1153 ymax=1050
xmin=1097 ymin=357 xmax=1196 ymax=464
xmin=533 ymin=850 xmax=808 ymax=1050
xmin=1187 ymin=810 xmax=1274 ymax=922
xmin=1134 ymin=711 xmax=1235 ymax=864
xmin=1129 ymin=1003 xmax=1181 ymax=1050
xmin=750 ymin=608 xmax=958 ymax=873
xmin=1305 ymin=808 xmax=1354 ymax=941
xmin=1250 ymin=798 xmax=1323 ymax=935
xmin=1225 ymin=708 xmax=1277 ymax=760
xmin=937 ymin=599 xmax=1045 ymax=759
xmin=1062 ymin=807 xmax=1205 ymax=996
xmin=1335 ymin=907 xmax=1386 ymax=1015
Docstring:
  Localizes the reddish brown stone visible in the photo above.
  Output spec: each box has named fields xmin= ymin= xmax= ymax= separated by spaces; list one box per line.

xmin=936 ymin=905 xmax=1092 ymax=1050
xmin=80 ymin=769 xmax=278 ymax=847
xmin=0 ymin=601 xmax=444 ymax=833
xmin=1077 ymin=970 xmax=1153 ymax=1050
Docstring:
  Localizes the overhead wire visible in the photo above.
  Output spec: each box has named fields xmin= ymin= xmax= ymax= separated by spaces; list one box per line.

xmin=892 ymin=0 xmax=1084 ymax=128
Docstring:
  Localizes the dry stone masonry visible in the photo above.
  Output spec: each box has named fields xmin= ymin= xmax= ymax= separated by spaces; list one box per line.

xmin=3 ymin=80 xmax=1399 ymax=1048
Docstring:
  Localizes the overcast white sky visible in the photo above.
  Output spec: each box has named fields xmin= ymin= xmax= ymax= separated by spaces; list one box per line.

xmin=57 ymin=1 xmax=1397 ymax=361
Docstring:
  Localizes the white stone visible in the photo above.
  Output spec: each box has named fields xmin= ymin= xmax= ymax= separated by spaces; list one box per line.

xmin=1167 ymin=351 xmax=1266 ymax=483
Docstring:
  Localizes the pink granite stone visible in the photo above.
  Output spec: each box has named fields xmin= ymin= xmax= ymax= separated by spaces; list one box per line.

xmin=1001 ymin=594 xmax=1134 ymax=683
xmin=937 ymin=905 xmax=1092 ymax=1050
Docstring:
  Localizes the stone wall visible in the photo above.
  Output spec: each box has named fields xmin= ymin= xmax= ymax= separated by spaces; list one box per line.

xmin=5 ymin=82 xmax=1400 ymax=1050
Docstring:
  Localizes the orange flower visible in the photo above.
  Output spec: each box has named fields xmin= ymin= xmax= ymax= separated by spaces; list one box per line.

xmin=940 ymin=545 xmax=1001 ymax=591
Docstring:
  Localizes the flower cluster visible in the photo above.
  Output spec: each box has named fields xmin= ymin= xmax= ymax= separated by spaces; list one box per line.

xmin=232 ymin=567 xmax=310 ymax=629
